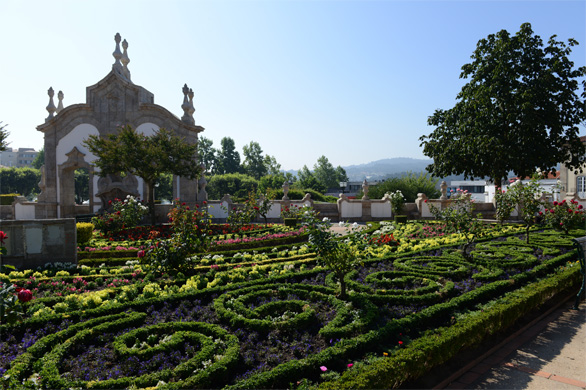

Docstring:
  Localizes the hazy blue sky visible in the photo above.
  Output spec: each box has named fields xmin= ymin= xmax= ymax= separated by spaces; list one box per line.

xmin=1 ymin=0 xmax=584 ymax=170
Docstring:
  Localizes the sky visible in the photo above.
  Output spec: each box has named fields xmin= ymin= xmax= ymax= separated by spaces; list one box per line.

xmin=1 ymin=0 xmax=585 ymax=171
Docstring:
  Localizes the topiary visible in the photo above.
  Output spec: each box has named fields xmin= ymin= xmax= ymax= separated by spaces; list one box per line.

xmin=76 ymin=222 xmax=94 ymax=245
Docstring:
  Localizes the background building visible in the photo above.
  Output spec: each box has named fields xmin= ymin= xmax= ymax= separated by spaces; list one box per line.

xmin=0 ymin=148 xmax=39 ymax=168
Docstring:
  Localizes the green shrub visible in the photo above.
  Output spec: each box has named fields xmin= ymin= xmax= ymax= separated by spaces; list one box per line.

xmin=0 ymin=193 xmax=19 ymax=205
xmin=76 ymin=222 xmax=94 ymax=245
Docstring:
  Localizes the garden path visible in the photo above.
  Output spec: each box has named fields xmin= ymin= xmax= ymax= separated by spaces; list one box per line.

xmin=440 ymin=298 xmax=586 ymax=389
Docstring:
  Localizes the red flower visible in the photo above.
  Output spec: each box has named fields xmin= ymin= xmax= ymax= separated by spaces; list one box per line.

xmin=137 ymin=250 xmax=145 ymax=258
xmin=0 ymin=230 xmax=6 ymax=244
xmin=398 ymin=340 xmax=403 ymax=345
xmin=17 ymin=289 xmax=33 ymax=303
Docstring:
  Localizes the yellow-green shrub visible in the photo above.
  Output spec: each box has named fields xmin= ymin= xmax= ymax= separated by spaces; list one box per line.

xmin=76 ymin=222 xmax=94 ymax=245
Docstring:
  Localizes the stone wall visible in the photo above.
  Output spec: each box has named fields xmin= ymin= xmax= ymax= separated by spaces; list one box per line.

xmin=1 ymin=219 xmax=77 ymax=269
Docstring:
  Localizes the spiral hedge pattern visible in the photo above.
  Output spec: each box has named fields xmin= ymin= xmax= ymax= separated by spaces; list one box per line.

xmin=1 ymin=228 xmax=582 ymax=389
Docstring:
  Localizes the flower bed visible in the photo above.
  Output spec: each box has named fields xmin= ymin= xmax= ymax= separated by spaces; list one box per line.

xmin=0 ymin=223 xmax=583 ymax=389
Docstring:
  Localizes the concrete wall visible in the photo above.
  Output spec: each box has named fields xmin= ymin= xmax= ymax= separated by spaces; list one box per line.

xmin=1 ymin=219 xmax=77 ymax=269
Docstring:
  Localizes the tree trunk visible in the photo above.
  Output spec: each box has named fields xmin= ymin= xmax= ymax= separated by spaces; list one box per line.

xmin=146 ymin=181 xmax=156 ymax=226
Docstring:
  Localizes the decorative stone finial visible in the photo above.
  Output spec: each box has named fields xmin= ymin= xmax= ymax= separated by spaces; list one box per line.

xmin=282 ymin=181 xmax=290 ymax=200
xmin=112 ymin=33 xmax=123 ymax=72
xmin=188 ymin=88 xmax=195 ymax=117
xmin=121 ymin=39 xmax=131 ymax=81
xmin=56 ymin=90 xmax=64 ymax=114
xmin=181 ymin=84 xmax=194 ymax=125
xmin=46 ymin=87 xmax=56 ymax=121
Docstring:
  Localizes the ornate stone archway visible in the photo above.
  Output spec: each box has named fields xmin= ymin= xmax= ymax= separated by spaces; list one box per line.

xmin=34 ymin=33 xmax=205 ymax=219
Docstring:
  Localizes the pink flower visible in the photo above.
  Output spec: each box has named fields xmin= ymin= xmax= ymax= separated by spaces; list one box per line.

xmin=17 ymin=289 xmax=33 ymax=303
xmin=347 ymin=363 xmax=353 ymax=368
xmin=320 ymin=366 xmax=327 ymax=372
xmin=0 ymin=230 xmax=7 ymax=244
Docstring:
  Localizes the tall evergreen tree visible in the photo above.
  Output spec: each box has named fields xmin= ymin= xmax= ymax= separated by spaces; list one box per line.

xmin=216 ymin=137 xmax=241 ymax=175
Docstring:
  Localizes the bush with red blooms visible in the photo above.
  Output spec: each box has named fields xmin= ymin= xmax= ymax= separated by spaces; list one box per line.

xmin=541 ymin=199 xmax=585 ymax=234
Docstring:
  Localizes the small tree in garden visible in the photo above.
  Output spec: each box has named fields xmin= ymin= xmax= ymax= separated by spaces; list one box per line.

xmin=427 ymin=190 xmax=484 ymax=259
xmin=494 ymin=187 xmax=516 ymax=225
xmin=92 ymin=196 xmax=149 ymax=238
xmin=301 ymin=207 xmax=363 ymax=299
xmin=387 ymin=190 xmax=406 ymax=216
xmin=507 ymin=175 xmax=544 ymax=243
xmin=84 ymin=125 xmax=202 ymax=224
xmin=140 ymin=200 xmax=212 ymax=274
xmin=255 ymin=189 xmax=276 ymax=225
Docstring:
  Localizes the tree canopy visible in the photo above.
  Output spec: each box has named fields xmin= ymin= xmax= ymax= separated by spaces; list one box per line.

xmin=216 ymin=137 xmax=241 ymax=175
xmin=84 ymin=125 xmax=201 ymax=223
xmin=0 ymin=122 xmax=9 ymax=152
xmin=31 ymin=148 xmax=45 ymax=169
xmin=242 ymin=141 xmax=267 ymax=180
xmin=419 ymin=23 xmax=586 ymax=188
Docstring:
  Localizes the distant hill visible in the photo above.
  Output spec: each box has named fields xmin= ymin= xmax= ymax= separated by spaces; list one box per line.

xmin=284 ymin=157 xmax=469 ymax=185
xmin=342 ymin=158 xmax=432 ymax=181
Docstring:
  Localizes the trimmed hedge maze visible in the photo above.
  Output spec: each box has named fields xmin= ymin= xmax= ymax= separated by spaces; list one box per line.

xmin=1 ymin=223 xmax=584 ymax=389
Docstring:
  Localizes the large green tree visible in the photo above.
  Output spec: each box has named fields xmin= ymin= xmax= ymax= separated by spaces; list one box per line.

xmin=420 ymin=23 xmax=586 ymax=188
xmin=313 ymin=156 xmax=348 ymax=190
xmin=84 ymin=125 xmax=201 ymax=224
xmin=216 ymin=137 xmax=241 ymax=175
xmin=0 ymin=167 xmax=41 ymax=197
xmin=242 ymin=141 xmax=267 ymax=180
xmin=31 ymin=148 xmax=45 ymax=169
xmin=197 ymin=136 xmax=218 ymax=175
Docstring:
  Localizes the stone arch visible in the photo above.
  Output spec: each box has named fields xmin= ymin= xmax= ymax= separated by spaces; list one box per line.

xmin=58 ymin=147 xmax=93 ymax=218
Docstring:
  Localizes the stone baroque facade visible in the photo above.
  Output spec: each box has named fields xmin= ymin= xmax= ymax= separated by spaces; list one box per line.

xmin=34 ymin=33 xmax=204 ymax=219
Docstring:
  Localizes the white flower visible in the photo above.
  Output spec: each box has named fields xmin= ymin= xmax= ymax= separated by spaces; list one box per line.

xmin=338 ymin=221 xmax=345 ymax=227
xmin=322 ymin=217 xmax=330 ymax=223
xmin=352 ymin=222 xmax=359 ymax=229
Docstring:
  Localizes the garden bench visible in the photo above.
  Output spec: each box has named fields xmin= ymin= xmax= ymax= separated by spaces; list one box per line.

xmin=571 ymin=236 xmax=586 ymax=309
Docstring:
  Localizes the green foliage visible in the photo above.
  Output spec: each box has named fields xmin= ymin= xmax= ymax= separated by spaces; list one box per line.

xmin=313 ymin=156 xmax=348 ymax=190
xmin=542 ymin=199 xmax=585 ymax=234
xmin=216 ymin=137 xmax=241 ymax=175
xmin=74 ymin=168 xmax=89 ymax=204
xmin=296 ymin=165 xmax=326 ymax=193
xmin=420 ymin=23 xmax=586 ymax=188
xmin=242 ymin=141 xmax=267 ymax=180
xmin=0 ymin=282 xmax=27 ymax=325
xmin=31 ymin=147 xmax=45 ymax=169
xmin=506 ymin=174 xmax=544 ymax=243
xmin=0 ymin=167 xmax=41 ymax=197
xmin=258 ymin=173 xmax=295 ymax=193
xmin=363 ymin=172 xmax=440 ymax=202
xmin=494 ymin=186 xmax=516 ymax=224
xmin=197 ymin=136 xmax=218 ymax=175
xmin=154 ymin=172 xmax=173 ymax=201
xmin=301 ymin=207 xmax=364 ymax=298
xmin=427 ymin=190 xmax=484 ymax=257
xmin=142 ymin=200 xmax=212 ymax=273
xmin=92 ymin=196 xmax=149 ymax=237
xmin=76 ymin=222 xmax=94 ymax=245
xmin=84 ymin=125 xmax=201 ymax=224
xmin=0 ymin=122 xmax=8 ymax=152
xmin=386 ymin=190 xmax=405 ymax=216
xmin=0 ymin=193 xmax=19 ymax=205
xmin=207 ymin=173 xmax=258 ymax=200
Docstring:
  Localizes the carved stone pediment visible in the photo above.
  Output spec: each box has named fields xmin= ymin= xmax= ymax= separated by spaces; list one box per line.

xmin=96 ymin=173 xmax=140 ymax=212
